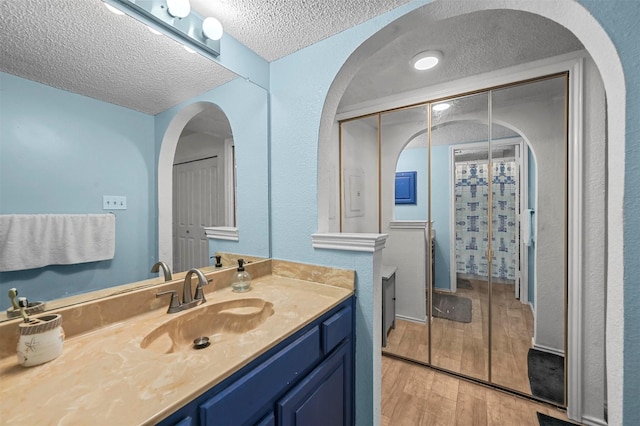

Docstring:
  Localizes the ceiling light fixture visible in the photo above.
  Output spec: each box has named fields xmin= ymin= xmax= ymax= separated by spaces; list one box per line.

xmin=166 ymin=0 xmax=191 ymax=18
xmin=202 ymin=17 xmax=224 ymax=41
xmin=432 ymin=102 xmax=450 ymax=112
xmin=147 ymin=26 xmax=162 ymax=35
xmin=108 ymin=0 xmax=221 ymax=57
xmin=183 ymin=45 xmax=196 ymax=54
xmin=411 ymin=50 xmax=443 ymax=71
xmin=105 ymin=3 xmax=125 ymax=15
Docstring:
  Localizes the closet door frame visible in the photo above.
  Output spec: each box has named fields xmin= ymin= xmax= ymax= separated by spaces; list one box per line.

xmin=336 ymin=55 xmax=584 ymax=416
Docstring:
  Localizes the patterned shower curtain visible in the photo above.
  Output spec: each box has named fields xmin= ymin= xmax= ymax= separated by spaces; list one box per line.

xmin=455 ymin=160 xmax=518 ymax=280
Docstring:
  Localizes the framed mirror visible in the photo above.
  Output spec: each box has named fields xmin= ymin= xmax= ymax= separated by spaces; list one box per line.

xmin=0 ymin=0 xmax=269 ymax=317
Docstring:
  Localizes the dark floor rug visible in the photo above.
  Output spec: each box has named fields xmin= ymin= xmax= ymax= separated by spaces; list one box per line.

xmin=528 ymin=348 xmax=564 ymax=404
xmin=432 ymin=293 xmax=472 ymax=323
xmin=456 ymin=278 xmax=473 ymax=289
xmin=537 ymin=412 xmax=573 ymax=426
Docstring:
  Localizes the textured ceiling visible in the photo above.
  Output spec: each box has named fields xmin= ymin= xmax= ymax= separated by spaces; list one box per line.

xmin=339 ymin=9 xmax=583 ymax=109
xmin=190 ymin=0 xmax=413 ymax=62
xmin=0 ymin=0 xmax=582 ymax=124
xmin=0 ymin=0 xmax=237 ymax=115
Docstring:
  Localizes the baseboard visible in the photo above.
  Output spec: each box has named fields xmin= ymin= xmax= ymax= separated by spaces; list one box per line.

xmin=581 ymin=414 xmax=607 ymax=426
xmin=533 ymin=342 xmax=565 ymax=357
xmin=395 ymin=314 xmax=426 ymax=324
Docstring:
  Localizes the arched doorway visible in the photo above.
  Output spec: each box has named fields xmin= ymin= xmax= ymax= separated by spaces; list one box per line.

xmin=317 ymin=1 xmax=625 ymax=423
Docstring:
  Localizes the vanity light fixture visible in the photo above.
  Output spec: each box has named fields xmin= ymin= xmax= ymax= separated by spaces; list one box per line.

xmin=104 ymin=0 xmax=221 ymax=57
xmin=166 ymin=0 xmax=191 ymax=18
xmin=411 ymin=50 xmax=443 ymax=71
xmin=432 ymin=102 xmax=450 ymax=112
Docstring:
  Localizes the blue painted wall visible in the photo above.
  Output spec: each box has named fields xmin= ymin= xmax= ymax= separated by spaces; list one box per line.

xmin=578 ymin=1 xmax=640 ymax=421
xmin=431 ymin=145 xmax=451 ymax=291
xmin=0 ymin=73 xmax=156 ymax=310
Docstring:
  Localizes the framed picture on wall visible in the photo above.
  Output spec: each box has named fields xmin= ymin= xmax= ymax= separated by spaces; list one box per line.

xmin=395 ymin=171 xmax=417 ymax=204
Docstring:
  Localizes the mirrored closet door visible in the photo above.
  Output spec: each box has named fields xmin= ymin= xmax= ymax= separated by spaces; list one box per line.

xmin=339 ymin=74 xmax=568 ymax=406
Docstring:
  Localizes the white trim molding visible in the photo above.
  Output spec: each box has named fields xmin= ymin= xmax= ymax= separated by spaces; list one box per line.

xmin=388 ymin=220 xmax=429 ymax=230
xmin=205 ymin=226 xmax=239 ymax=241
xmin=565 ymin=56 xmax=585 ymax=421
xmin=312 ymin=233 xmax=388 ymax=252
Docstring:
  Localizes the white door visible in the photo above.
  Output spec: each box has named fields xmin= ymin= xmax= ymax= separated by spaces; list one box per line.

xmin=173 ymin=157 xmax=223 ymax=272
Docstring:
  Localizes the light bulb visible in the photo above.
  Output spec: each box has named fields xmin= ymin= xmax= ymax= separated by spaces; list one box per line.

xmin=167 ymin=0 xmax=190 ymax=18
xmin=432 ymin=103 xmax=450 ymax=112
xmin=202 ymin=17 xmax=224 ymax=40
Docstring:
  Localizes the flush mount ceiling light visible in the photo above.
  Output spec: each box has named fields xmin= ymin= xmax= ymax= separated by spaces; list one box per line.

xmin=166 ymin=0 xmax=191 ymax=18
xmin=202 ymin=16 xmax=224 ymax=41
xmin=432 ymin=102 xmax=450 ymax=112
xmin=411 ymin=50 xmax=443 ymax=71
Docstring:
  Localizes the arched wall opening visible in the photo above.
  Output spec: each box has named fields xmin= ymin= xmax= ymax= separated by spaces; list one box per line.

xmin=316 ymin=0 xmax=624 ymax=423
xmin=158 ymin=101 xmax=221 ymax=270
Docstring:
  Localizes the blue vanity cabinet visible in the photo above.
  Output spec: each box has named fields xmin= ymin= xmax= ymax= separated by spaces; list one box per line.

xmin=157 ymin=297 xmax=354 ymax=426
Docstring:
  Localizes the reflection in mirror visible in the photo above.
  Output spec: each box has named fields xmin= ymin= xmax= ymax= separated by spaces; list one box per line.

xmin=173 ymin=105 xmax=235 ymax=272
xmin=430 ymin=93 xmax=490 ymax=382
xmin=0 ymin=1 xmax=268 ymax=318
xmin=490 ymin=76 xmax=567 ymax=404
xmin=380 ymin=106 xmax=429 ymax=364
xmin=342 ymin=73 xmax=567 ymax=404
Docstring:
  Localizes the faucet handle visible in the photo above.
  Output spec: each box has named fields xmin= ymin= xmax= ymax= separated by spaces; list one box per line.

xmin=156 ymin=290 xmax=181 ymax=314
xmin=194 ymin=278 xmax=212 ymax=303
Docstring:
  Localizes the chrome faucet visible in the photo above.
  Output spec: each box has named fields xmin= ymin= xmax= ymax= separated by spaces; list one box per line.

xmin=182 ymin=268 xmax=209 ymax=307
xmin=156 ymin=268 xmax=210 ymax=314
xmin=151 ymin=261 xmax=173 ymax=282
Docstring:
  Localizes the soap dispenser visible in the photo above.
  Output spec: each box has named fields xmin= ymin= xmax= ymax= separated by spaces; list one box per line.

xmin=231 ymin=259 xmax=252 ymax=293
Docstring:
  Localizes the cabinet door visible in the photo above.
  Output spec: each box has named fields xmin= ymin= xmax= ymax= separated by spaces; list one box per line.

xmin=277 ymin=341 xmax=352 ymax=426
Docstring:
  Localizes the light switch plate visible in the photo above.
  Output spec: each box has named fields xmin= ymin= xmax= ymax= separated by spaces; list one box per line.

xmin=103 ymin=195 xmax=127 ymax=210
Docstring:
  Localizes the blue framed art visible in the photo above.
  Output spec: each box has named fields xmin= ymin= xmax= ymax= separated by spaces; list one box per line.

xmin=395 ymin=171 xmax=417 ymax=204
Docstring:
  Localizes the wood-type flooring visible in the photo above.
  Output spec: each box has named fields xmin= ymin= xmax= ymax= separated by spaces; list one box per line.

xmin=383 ymin=279 xmax=538 ymax=395
xmin=381 ymin=356 xmax=573 ymax=425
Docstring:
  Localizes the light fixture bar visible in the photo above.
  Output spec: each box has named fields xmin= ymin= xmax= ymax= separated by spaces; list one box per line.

xmin=106 ymin=0 xmax=221 ymax=57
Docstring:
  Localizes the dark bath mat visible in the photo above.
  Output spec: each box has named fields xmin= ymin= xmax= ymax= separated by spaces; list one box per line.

xmin=537 ymin=412 xmax=573 ymax=426
xmin=457 ymin=278 xmax=473 ymax=289
xmin=432 ymin=293 xmax=472 ymax=323
xmin=528 ymin=348 xmax=564 ymax=405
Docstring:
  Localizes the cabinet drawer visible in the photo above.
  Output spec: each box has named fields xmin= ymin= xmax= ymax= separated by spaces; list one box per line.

xmin=199 ymin=326 xmax=321 ymax=426
xmin=321 ymin=305 xmax=352 ymax=354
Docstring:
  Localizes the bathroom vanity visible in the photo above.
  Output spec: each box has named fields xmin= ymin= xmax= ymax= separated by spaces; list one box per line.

xmin=160 ymin=297 xmax=354 ymax=426
xmin=0 ymin=260 xmax=355 ymax=425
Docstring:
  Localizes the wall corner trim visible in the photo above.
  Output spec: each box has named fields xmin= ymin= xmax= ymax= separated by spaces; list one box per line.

xmin=311 ymin=233 xmax=388 ymax=252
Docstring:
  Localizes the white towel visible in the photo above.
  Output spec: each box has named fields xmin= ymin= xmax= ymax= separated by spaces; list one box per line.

xmin=0 ymin=214 xmax=115 ymax=272
xmin=521 ymin=209 xmax=535 ymax=247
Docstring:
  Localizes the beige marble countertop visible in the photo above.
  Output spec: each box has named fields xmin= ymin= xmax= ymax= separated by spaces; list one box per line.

xmin=0 ymin=266 xmax=353 ymax=425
